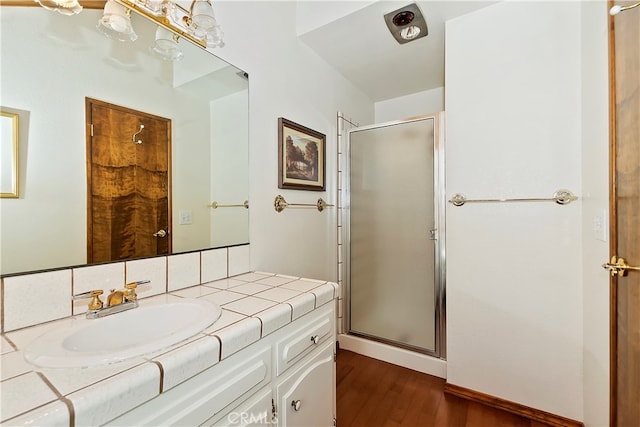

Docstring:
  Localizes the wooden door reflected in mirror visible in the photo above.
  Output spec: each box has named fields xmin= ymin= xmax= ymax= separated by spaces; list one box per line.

xmin=86 ymin=98 xmax=171 ymax=263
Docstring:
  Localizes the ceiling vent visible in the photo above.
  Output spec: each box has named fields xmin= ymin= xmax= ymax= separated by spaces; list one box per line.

xmin=384 ymin=3 xmax=428 ymax=44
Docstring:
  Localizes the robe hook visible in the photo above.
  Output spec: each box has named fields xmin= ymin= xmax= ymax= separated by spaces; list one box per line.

xmin=132 ymin=124 xmax=144 ymax=144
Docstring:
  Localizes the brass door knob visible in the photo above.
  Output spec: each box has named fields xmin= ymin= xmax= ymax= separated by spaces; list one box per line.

xmin=153 ymin=229 xmax=168 ymax=238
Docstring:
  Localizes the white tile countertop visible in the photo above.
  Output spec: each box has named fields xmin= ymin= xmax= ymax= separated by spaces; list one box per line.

xmin=0 ymin=272 xmax=338 ymax=426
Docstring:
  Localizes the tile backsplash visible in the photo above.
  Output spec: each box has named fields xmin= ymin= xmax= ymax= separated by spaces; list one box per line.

xmin=1 ymin=244 xmax=250 ymax=333
xmin=3 ymin=269 xmax=72 ymax=331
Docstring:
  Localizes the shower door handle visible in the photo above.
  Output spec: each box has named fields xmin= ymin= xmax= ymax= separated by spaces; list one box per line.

xmin=429 ymin=229 xmax=437 ymax=240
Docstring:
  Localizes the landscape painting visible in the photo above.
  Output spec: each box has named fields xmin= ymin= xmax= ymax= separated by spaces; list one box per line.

xmin=278 ymin=117 xmax=325 ymax=191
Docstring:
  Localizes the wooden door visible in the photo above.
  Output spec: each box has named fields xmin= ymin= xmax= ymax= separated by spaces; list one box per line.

xmin=608 ymin=2 xmax=640 ymax=425
xmin=86 ymin=98 xmax=171 ymax=263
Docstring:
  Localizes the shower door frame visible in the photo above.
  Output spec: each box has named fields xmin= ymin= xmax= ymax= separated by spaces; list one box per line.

xmin=342 ymin=113 xmax=446 ymax=359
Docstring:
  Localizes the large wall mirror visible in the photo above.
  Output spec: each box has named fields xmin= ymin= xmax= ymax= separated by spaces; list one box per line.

xmin=0 ymin=5 xmax=249 ymax=276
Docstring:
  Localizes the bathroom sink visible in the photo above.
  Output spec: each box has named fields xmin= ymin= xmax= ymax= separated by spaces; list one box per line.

xmin=24 ymin=298 xmax=222 ymax=369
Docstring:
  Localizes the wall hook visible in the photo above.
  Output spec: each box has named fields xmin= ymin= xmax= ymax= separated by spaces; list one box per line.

xmin=132 ymin=124 xmax=144 ymax=144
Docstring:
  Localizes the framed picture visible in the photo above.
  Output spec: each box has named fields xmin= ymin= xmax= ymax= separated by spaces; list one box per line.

xmin=278 ymin=117 xmax=326 ymax=191
xmin=0 ymin=110 xmax=19 ymax=198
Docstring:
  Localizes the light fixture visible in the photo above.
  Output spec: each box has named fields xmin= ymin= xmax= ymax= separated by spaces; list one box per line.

xmin=35 ymin=0 xmax=82 ymax=15
xmin=384 ymin=3 xmax=428 ymax=45
xmin=610 ymin=1 xmax=640 ymax=15
xmin=97 ymin=0 xmax=138 ymax=42
xmin=188 ymin=0 xmax=225 ymax=47
xmin=190 ymin=0 xmax=216 ymax=32
xmin=150 ymin=25 xmax=184 ymax=61
xmin=113 ymin=0 xmax=224 ymax=48
xmin=35 ymin=0 xmax=224 ymax=51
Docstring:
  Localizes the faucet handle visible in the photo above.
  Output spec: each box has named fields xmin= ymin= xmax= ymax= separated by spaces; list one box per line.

xmin=124 ymin=282 xmax=138 ymax=301
xmin=124 ymin=280 xmax=148 ymax=301
xmin=73 ymin=291 xmax=93 ymax=300
xmin=73 ymin=290 xmax=104 ymax=310
xmin=128 ymin=280 xmax=150 ymax=286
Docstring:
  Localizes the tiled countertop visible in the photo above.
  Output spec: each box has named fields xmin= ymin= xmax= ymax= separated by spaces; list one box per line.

xmin=0 ymin=272 xmax=338 ymax=426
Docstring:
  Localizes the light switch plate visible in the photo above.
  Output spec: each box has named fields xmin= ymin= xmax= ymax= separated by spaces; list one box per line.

xmin=179 ymin=210 xmax=193 ymax=225
xmin=594 ymin=209 xmax=607 ymax=242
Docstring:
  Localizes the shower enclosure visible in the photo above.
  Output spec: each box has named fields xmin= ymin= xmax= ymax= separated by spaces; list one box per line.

xmin=343 ymin=114 xmax=445 ymax=357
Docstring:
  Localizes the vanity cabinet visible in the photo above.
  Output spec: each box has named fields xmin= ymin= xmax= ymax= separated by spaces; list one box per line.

xmin=105 ymin=301 xmax=336 ymax=427
xmin=106 ymin=346 xmax=272 ymax=426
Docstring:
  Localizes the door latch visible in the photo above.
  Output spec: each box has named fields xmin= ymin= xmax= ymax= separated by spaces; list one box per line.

xmin=602 ymin=256 xmax=640 ymax=277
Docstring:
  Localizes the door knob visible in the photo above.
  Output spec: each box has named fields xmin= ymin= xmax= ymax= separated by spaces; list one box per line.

xmin=153 ymin=229 xmax=168 ymax=238
xmin=602 ymin=256 xmax=640 ymax=277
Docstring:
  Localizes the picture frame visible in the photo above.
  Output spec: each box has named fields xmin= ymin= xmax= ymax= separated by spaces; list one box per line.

xmin=0 ymin=110 xmax=19 ymax=198
xmin=278 ymin=117 xmax=325 ymax=191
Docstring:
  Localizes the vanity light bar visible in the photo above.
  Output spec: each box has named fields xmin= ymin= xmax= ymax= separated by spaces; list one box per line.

xmin=114 ymin=0 xmax=207 ymax=48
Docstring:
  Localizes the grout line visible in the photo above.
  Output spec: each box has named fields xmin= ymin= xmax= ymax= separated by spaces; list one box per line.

xmin=1 ymin=278 xmax=4 ymax=334
xmin=212 ymin=335 xmax=222 ymax=362
xmin=35 ymin=372 xmax=75 ymax=427
xmin=2 ymin=333 xmax=18 ymax=352
xmin=151 ymin=361 xmax=164 ymax=393
xmin=165 ymin=255 xmax=169 ymax=294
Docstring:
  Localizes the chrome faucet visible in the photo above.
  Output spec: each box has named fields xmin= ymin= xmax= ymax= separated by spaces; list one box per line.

xmin=73 ymin=280 xmax=150 ymax=319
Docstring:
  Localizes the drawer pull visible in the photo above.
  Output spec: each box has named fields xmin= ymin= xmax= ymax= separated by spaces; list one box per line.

xmin=311 ymin=335 xmax=320 ymax=344
xmin=291 ymin=399 xmax=302 ymax=411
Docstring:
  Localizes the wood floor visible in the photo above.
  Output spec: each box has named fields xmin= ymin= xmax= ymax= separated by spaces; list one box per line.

xmin=336 ymin=350 xmax=552 ymax=427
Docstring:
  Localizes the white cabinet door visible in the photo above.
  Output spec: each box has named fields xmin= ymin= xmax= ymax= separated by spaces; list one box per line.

xmin=210 ymin=387 xmax=272 ymax=427
xmin=276 ymin=341 xmax=335 ymax=427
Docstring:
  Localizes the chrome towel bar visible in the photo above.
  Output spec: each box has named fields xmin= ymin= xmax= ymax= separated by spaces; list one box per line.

xmin=448 ymin=189 xmax=578 ymax=207
xmin=210 ymin=200 xmax=249 ymax=209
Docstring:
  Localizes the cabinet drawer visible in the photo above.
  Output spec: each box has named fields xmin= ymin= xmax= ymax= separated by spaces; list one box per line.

xmin=106 ymin=345 xmax=271 ymax=426
xmin=276 ymin=302 xmax=334 ymax=376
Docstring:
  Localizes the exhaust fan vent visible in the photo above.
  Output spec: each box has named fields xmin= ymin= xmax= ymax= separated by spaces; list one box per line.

xmin=384 ymin=3 xmax=428 ymax=44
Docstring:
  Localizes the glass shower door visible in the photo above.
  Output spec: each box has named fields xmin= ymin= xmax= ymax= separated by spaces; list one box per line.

xmin=347 ymin=116 xmax=441 ymax=354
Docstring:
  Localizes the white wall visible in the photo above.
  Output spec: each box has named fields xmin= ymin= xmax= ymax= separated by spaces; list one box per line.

xmin=210 ymin=90 xmax=250 ymax=246
xmin=209 ymin=1 xmax=374 ymax=281
xmin=295 ymin=1 xmax=376 ymax=36
xmin=580 ymin=2 xmax=610 ymax=426
xmin=445 ymin=1 xmax=584 ymax=421
xmin=374 ymin=87 xmax=444 ymax=123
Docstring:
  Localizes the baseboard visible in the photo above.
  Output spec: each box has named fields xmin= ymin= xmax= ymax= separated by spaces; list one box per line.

xmin=444 ymin=383 xmax=584 ymax=427
xmin=337 ymin=333 xmax=447 ymax=379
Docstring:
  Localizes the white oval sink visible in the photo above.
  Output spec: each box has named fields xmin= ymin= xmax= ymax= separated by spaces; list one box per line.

xmin=24 ymin=298 xmax=221 ymax=368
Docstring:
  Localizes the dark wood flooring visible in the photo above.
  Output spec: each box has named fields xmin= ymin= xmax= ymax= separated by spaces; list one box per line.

xmin=336 ymin=350 xmax=552 ymax=427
